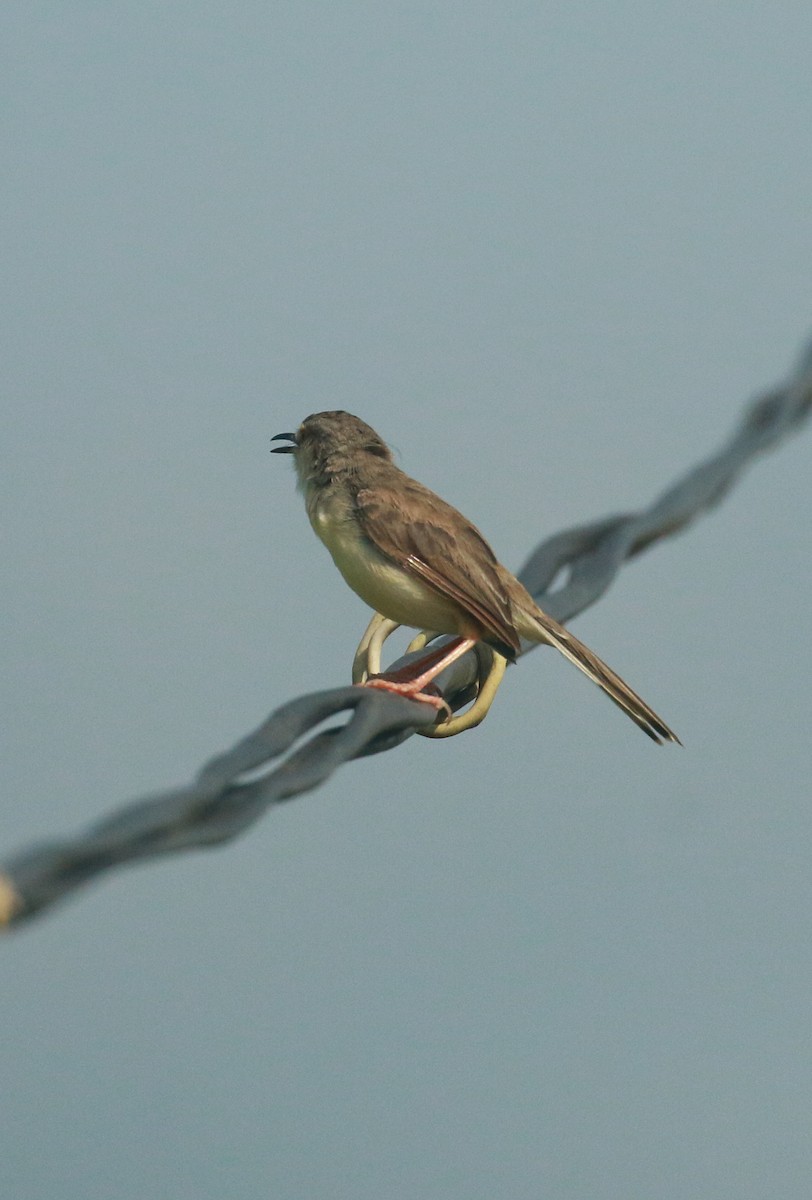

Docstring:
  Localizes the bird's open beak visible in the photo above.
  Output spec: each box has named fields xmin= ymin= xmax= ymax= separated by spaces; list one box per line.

xmin=271 ymin=432 xmax=298 ymax=454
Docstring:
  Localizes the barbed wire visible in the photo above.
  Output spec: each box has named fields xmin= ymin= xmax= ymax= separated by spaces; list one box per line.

xmin=2 ymin=338 xmax=811 ymax=929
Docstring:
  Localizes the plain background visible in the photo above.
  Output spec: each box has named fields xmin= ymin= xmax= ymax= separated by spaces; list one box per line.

xmin=2 ymin=4 xmax=812 ymax=1197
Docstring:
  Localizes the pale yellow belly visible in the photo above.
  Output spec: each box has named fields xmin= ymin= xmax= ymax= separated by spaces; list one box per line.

xmin=310 ymin=504 xmax=463 ymax=634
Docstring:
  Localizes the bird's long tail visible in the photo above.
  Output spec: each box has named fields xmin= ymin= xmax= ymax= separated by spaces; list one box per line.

xmin=519 ymin=608 xmax=681 ymax=745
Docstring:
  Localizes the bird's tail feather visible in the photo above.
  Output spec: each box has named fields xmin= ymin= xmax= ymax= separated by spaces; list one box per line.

xmin=522 ymin=610 xmax=680 ymax=745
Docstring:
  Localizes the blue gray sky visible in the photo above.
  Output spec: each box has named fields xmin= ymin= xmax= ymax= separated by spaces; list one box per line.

xmin=3 ymin=4 xmax=812 ymax=1197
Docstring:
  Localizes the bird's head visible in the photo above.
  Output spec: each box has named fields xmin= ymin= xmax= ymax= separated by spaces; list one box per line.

xmin=271 ymin=410 xmax=392 ymax=487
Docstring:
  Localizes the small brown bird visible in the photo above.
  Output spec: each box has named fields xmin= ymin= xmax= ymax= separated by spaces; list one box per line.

xmin=273 ymin=411 xmax=679 ymax=744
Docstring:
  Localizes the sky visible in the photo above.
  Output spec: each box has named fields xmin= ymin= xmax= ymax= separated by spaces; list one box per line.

xmin=2 ymin=3 xmax=812 ymax=1197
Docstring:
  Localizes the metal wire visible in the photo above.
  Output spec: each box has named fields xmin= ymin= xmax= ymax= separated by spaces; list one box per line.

xmin=2 ymin=339 xmax=811 ymax=928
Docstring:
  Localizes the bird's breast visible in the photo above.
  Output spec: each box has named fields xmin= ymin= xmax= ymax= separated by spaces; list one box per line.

xmin=307 ymin=492 xmax=464 ymax=634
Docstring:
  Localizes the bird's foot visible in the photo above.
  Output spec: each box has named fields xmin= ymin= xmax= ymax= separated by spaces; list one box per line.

xmin=358 ymin=636 xmax=474 ymax=717
xmin=360 ymin=674 xmax=452 ymax=717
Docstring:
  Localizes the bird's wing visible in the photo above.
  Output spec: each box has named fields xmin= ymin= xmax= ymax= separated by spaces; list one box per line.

xmin=355 ymin=477 xmax=521 ymax=656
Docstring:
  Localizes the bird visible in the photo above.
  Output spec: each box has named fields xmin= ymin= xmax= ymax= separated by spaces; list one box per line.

xmin=272 ymin=410 xmax=679 ymax=744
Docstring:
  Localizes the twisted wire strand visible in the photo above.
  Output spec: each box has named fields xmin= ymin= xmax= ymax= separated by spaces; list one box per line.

xmin=2 ymin=339 xmax=810 ymax=928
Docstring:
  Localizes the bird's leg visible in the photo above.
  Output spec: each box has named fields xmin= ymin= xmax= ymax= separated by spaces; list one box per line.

xmin=354 ymin=623 xmax=509 ymax=734
xmin=403 ymin=632 xmax=509 ymax=736
xmin=417 ymin=645 xmax=508 ymax=738
xmin=362 ymin=636 xmax=476 ymax=711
